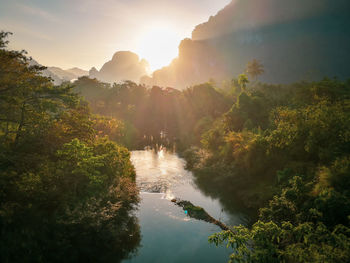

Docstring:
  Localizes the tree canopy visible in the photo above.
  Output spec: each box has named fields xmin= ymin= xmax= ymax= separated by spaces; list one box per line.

xmin=0 ymin=32 xmax=140 ymax=262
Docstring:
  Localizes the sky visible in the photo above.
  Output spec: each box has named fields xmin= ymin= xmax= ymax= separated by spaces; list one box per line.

xmin=0 ymin=0 xmax=230 ymax=71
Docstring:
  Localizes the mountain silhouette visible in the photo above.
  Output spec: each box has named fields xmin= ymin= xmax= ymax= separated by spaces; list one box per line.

xmin=142 ymin=0 xmax=350 ymax=88
xmin=89 ymin=51 xmax=149 ymax=84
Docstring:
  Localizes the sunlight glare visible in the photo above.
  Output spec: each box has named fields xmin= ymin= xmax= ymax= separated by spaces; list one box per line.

xmin=158 ymin=148 xmax=164 ymax=159
xmin=136 ymin=23 xmax=182 ymax=72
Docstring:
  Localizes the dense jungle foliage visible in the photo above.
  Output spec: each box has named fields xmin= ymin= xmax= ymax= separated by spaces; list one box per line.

xmin=1 ymin=28 xmax=349 ymax=262
xmin=72 ymin=76 xmax=231 ymax=150
xmin=205 ymin=77 xmax=350 ymax=262
xmin=73 ymin=60 xmax=350 ymax=262
xmin=0 ymin=32 xmax=140 ymax=262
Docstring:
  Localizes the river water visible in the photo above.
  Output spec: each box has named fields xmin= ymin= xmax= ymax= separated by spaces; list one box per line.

xmin=123 ymin=149 xmax=246 ymax=263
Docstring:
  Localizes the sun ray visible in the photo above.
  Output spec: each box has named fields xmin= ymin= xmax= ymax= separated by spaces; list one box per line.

xmin=136 ymin=22 xmax=182 ymax=71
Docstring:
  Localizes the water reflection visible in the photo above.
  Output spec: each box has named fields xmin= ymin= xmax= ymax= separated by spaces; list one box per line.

xmin=131 ymin=148 xmax=247 ymax=224
xmin=124 ymin=149 xmax=247 ymax=263
xmin=131 ymin=148 xmax=193 ymax=196
xmin=192 ymin=168 xmax=256 ymax=224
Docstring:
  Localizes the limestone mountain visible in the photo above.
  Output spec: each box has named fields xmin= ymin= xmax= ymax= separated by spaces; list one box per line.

xmin=28 ymin=59 xmax=63 ymax=85
xmin=89 ymin=51 xmax=149 ymax=84
xmin=66 ymin=67 xmax=88 ymax=77
xmin=28 ymin=59 xmax=88 ymax=85
xmin=48 ymin=66 xmax=88 ymax=81
xmin=142 ymin=0 xmax=350 ymax=88
xmin=47 ymin=67 xmax=77 ymax=81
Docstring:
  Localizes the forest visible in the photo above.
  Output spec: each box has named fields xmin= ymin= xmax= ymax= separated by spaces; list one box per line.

xmin=0 ymin=32 xmax=140 ymax=262
xmin=71 ymin=61 xmax=350 ymax=261
xmin=1 ymin=29 xmax=350 ymax=262
xmin=63 ymin=56 xmax=350 ymax=261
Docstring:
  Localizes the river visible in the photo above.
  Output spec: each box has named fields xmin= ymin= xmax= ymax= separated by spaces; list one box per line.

xmin=123 ymin=149 xmax=246 ymax=263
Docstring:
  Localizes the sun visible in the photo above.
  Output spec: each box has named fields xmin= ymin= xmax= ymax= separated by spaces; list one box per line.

xmin=136 ymin=23 xmax=182 ymax=72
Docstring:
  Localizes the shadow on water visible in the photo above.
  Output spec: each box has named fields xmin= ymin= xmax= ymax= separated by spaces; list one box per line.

xmin=191 ymin=166 xmax=258 ymax=225
xmin=124 ymin=148 xmax=250 ymax=263
xmin=136 ymin=142 xmax=255 ymax=224
xmin=1 ymin=208 xmax=141 ymax=263
xmin=133 ymin=146 xmax=253 ymax=224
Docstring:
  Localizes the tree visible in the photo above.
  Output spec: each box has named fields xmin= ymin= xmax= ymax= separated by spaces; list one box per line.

xmin=238 ymin=74 xmax=249 ymax=91
xmin=0 ymin=31 xmax=82 ymax=146
xmin=0 ymin=32 xmax=141 ymax=262
xmin=246 ymin=59 xmax=264 ymax=81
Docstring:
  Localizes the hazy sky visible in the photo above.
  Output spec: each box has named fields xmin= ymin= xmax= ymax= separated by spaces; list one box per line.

xmin=0 ymin=0 xmax=230 ymax=71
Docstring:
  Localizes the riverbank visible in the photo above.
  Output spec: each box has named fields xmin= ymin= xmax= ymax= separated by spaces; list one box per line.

xmin=123 ymin=150 xmax=246 ymax=263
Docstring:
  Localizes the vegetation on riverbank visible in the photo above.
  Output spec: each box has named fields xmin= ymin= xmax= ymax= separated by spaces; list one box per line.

xmin=66 ymin=52 xmax=350 ymax=261
xmin=6 ymin=18 xmax=348 ymax=260
xmin=0 ymin=32 xmax=140 ymax=262
xmin=187 ymin=77 xmax=350 ymax=261
xmin=72 ymin=76 xmax=231 ymax=150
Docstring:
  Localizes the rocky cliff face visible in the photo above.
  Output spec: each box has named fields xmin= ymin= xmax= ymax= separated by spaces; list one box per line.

xmin=89 ymin=51 xmax=149 ymax=84
xmin=142 ymin=0 xmax=350 ymax=89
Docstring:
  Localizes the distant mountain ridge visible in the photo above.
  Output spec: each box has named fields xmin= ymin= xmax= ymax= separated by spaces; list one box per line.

xmin=31 ymin=0 xmax=350 ymax=88
xmin=47 ymin=66 xmax=88 ymax=82
xmin=66 ymin=67 xmax=89 ymax=77
xmin=47 ymin=67 xmax=78 ymax=81
xmin=141 ymin=0 xmax=350 ymax=88
xmin=29 ymin=59 xmax=88 ymax=85
xmin=89 ymin=51 xmax=149 ymax=84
